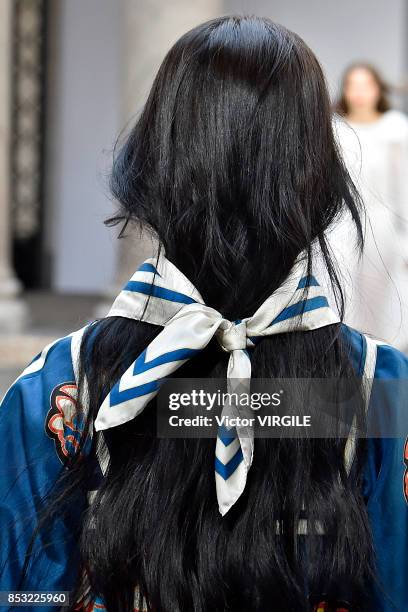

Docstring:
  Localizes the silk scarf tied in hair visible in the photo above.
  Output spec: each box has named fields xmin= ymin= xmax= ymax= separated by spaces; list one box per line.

xmin=94 ymin=253 xmax=340 ymax=515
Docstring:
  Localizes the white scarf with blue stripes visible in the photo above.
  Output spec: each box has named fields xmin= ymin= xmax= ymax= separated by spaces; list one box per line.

xmin=94 ymin=252 xmax=340 ymax=515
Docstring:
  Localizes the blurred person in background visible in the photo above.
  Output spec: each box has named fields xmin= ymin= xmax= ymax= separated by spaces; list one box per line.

xmin=331 ymin=63 xmax=408 ymax=351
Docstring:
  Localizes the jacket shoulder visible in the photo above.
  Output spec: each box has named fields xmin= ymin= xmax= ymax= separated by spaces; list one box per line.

xmin=339 ymin=323 xmax=408 ymax=379
xmin=0 ymin=324 xmax=93 ymax=463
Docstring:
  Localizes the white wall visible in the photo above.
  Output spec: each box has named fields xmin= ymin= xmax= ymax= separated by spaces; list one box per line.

xmin=224 ymin=0 xmax=407 ymax=102
xmin=46 ymin=0 xmax=121 ymax=293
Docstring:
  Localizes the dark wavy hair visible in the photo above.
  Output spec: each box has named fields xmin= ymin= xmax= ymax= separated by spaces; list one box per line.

xmin=19 ymin=15 xmax=379 ymax=612
xmin=334 ymin=62 xmax=391 ymax=116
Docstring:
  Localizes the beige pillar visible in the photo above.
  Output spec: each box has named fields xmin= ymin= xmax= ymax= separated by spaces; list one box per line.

xmin=0 ymin=0 xmax=28 ymax=333
xmin=96 ymin=0 xmax=222 ymax=316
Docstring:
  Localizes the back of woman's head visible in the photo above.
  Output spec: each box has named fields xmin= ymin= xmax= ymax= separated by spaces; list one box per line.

xmin=27 ymin=16 xmax=374 ymax=612
xmin=110 ymin=14 xmax=362 ymax=319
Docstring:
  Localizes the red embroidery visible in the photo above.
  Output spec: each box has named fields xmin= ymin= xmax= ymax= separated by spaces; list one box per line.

xmin=45 ymin=382 xmax=81 ymax=462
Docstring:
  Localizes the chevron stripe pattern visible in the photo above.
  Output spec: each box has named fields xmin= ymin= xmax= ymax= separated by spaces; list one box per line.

xmin=94 ymin=253 xmax=340 ymax=515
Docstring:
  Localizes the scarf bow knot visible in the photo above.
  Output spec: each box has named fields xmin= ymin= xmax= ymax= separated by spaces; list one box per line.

xmin=216 ymin=319 xmax=248 ymax=352
xmin=94 ymin=253 xmax=339 ymax=515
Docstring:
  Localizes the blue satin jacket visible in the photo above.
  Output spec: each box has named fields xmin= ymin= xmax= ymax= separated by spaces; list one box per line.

xmin=0 ymin=322 xmax=407 ymax=611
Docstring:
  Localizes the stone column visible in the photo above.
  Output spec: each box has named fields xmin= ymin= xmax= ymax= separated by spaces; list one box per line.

xmin=0 ymin=0 xmax=28 ymax=333
xmin=96 ymin=0 xmax=222 ymax=316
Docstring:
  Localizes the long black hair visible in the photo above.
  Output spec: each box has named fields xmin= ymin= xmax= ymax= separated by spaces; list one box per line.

xmin=22 ymin=15 xmax=377 ymax=612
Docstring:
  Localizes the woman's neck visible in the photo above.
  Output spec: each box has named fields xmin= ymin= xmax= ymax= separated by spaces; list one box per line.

xmin=346 ymin=108 xmax=383 ymax=124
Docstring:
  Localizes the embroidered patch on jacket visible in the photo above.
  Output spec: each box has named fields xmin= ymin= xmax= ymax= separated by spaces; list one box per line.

xmin=404 ymin=436 xmax=408 ymax=504
xmin=45 ymin=382 xmax=82 ymax=463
